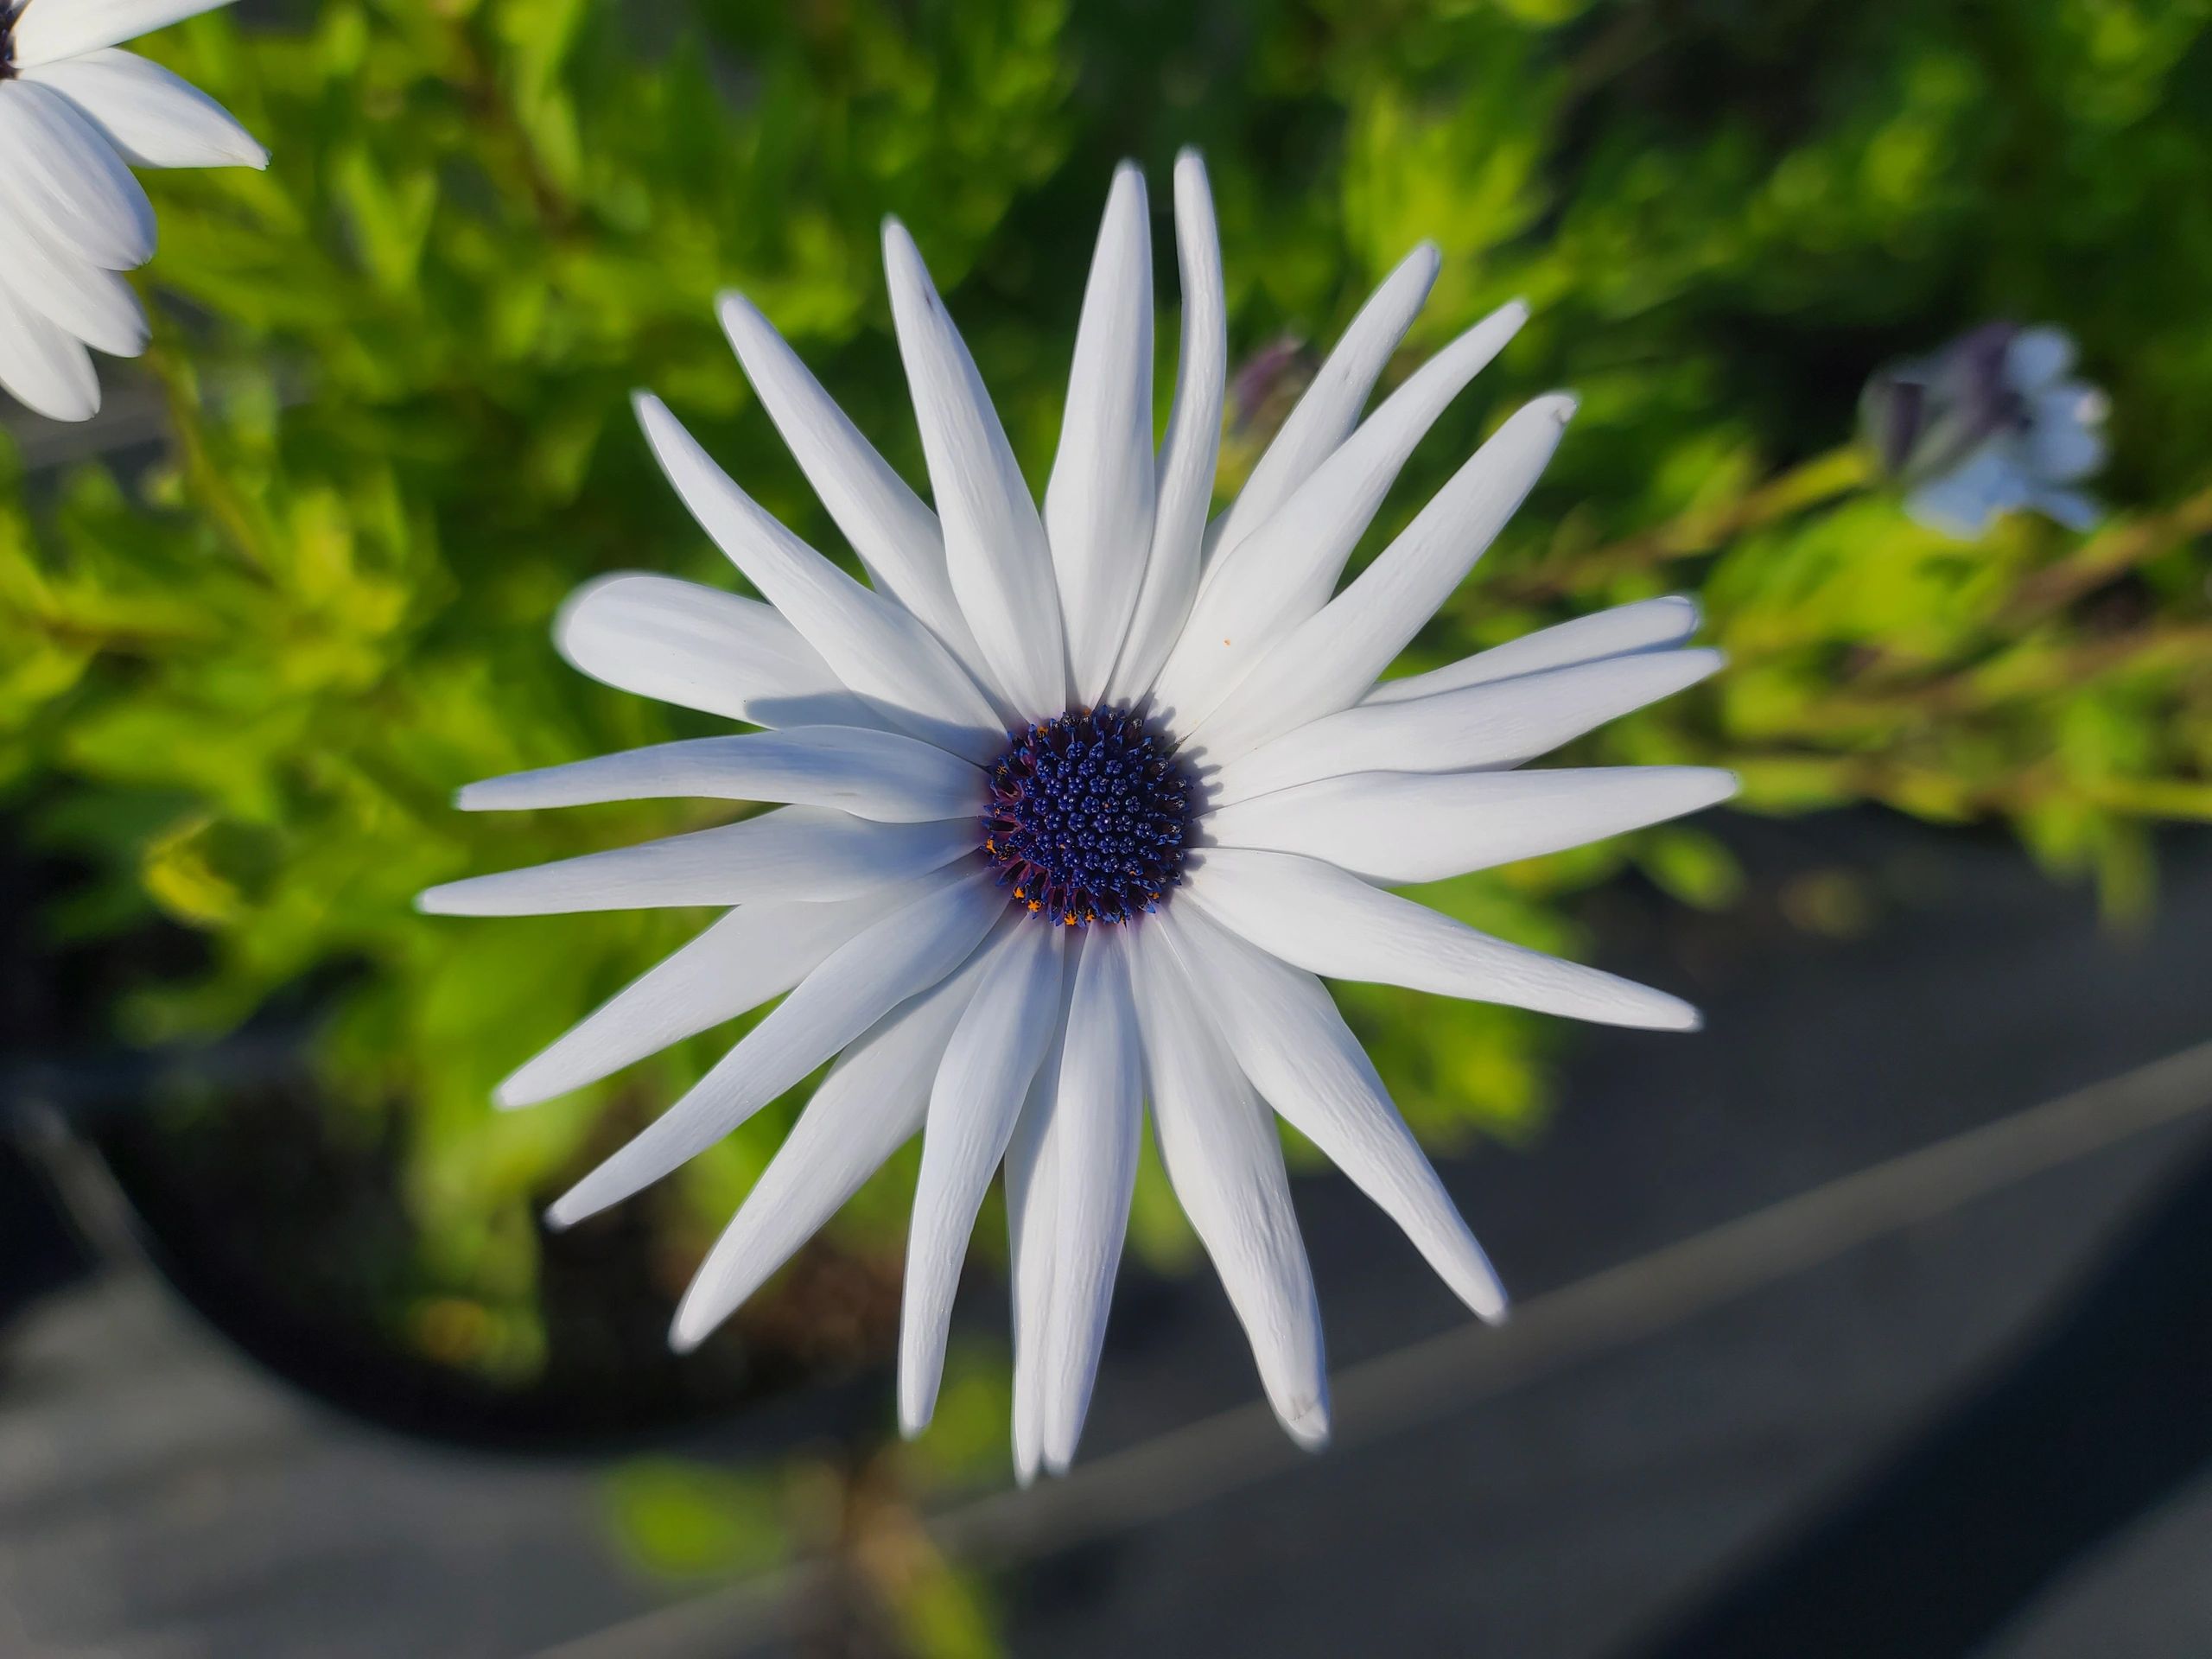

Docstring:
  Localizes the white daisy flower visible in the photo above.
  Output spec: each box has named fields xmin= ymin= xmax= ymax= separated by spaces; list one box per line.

xmin=423 ymin=153 xmax=1734 ymax=1479
xmin=0 ymin=0 xmax=267 ymax=423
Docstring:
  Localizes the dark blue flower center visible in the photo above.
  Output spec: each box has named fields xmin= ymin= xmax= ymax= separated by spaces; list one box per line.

xmin=982 ymin=706 xmax=1192 ymax=928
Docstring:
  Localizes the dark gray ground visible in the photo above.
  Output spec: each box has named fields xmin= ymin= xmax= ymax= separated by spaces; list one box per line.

xmin=3 ymin=811 xmax=2209 ymax=1658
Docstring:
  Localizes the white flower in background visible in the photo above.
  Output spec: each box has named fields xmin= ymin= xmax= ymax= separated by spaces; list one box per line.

xmin=1860 ymin=321 xmax=2108 ymax=540
xmin=0 ymin=0 xmax=267 ymax=423
xmin=423 ymin=153 xmax=1733 ymax=1479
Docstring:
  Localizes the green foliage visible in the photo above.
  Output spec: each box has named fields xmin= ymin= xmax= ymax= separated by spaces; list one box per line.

xmin=603 ymin=1347 xmax=1014 ymax=1648
xmin=3 ymin=0 xmax=2209 ymax=1408
xmin=602 ymin=1457 xmax=788 ymax=1580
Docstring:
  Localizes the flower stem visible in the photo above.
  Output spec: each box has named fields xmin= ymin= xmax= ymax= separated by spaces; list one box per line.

xmin=1501 ymin=442 xmax=1873 ymax=601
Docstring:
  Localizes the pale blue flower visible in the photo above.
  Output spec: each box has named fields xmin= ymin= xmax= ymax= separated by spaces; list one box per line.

xmin=1862 ymin=321 xmax=2108 ymax=539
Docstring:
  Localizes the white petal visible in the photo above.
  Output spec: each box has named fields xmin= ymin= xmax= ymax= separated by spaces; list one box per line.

xmin=1363 ymin=595 xmax=1702 ymax=706
xmin=1045 ymin=163 xmax=1155 ymax=702
xmin=1211 ymin=648 xmax=1725 ymax=804
xmin=415 ymin=807 xmax=975 ymax=917
xmin=553 ymin=573 xmax=888 ymax=731
xmin=1040 ymin=926 xmax=1142 ymax=1475
xmin=899 ymin=921 xmax=1065 ymax=1435
xmin=0 ymin=213 xmax=146 ymax=356
xmin=884 ymin=219 xmax=1067 ymax=716
xmin=1004 ymin=969 xmax=1077 ymax=1485
xmin=1154 ymin=302 xmax=1528 ymax=731
xmin=669 ymin=947 xmax=1000 ymax=1352
xmin=1106 ymin=148 xmax=1226 ymax=704
xmin=1188 ymin=846 xmax=1702 ymax=1032
xmin=0 ymin=273 xmax=99 ymax=420
xmin=1155 ymin=905 xmax=1506 ymax=1319
xmin=1205 ymin=242 xmax=1440 ymax=565
xmin=548 ymin=867 xmax=1007 ymax=1228
xmin=10 ymin=0 xmax=234 ymax=66
xmin=0 ymin=83 xmax=155 ymax=269
xmin=1204 ymin=765 xmax=1740 ymax=887
xmin=1128 ymin=924 xmax=1328 ymax=1448
xmin=456 ymin=726 xmax=982 ymax=825
xmin=1187 ymin=394 xmax=1574 ymax=765
xmin=494 ymin=891 xmax=906 ymax=1108
xmin=634 ymin=394 xmax=1002 ymax=762
xmin=22 ymin=48 xmax=264 ymax=169
xmin=714 ymin=290 xmax=986 ymax=682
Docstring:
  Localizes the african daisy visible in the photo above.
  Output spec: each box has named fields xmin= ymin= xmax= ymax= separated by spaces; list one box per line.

xmin=422 ymin=152 xmax=1734 ymax=1480
xmin=0 ymin=0 xmax=266 ymax=422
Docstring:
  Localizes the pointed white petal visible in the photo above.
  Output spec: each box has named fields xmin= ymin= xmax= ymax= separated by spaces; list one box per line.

xmin=670 ymin=947 xmax=1000 ymax=1352
xmin=1157 ymin=905 xmax=1506 ymax=1319
xmin=415 ymin=807 xmax=975 ymax=917
xmin=899 ymin=922 xmax=1065 ymax=1435
xmin=1153 ymin=302 xmax=1528 ymax=730
xmin=1106 ymin=149 xmax=1226 ymax=704
xmin=1205 ymin=242 xmax=1440 ymax=565
xmin=1046 ymin=163 xmax=1155 ymax=702
xmin=884 ymin=219 xmax=1067 ymax=716
xmin=552 ymin=573 xmax=888 ymax=731
xmin=0 ymin=216 xmax=146 ymax=356
xmin=634 ymin=394 xmax=1002 ymax=761
xmin=1004 ymin=973 xmax=1077 ymax=1485
xmin=1188 ymin=395 xmax=1574 ymax=764
xmin=0 ymin=276 xmax=99 ymax=421
xmin=1190 ymin=846 xmax=1702 ymax=1031
xmin=1363 ymin=595 xmax=1702 ymax=706
xmin=714 ymin=290 xmax=985 ymax=677
xmin=0 ymin=83 xmax=155 ymax=269
xmin=1039 ymin=927 xmax=1142 ymax=1475
xmin=11 ymin=0 xmax=234 ymax=66
xmin=1129 ymin=925 xmax=1328 ymax=1448
xmin=22 ymin=48 xmax=265 ymax=169
xmin=495 ymin=891 xmax=906 ymax=1108
xmin=1211 ymin=649 xmax=1725 ymax=804
xmin=1205 ymin=766 xmax=1739 ymax=887
xmin=457 ymin=727 xmax=982 ymax=825
xmin=548 ymin=868 xmax=1007 ymax=1228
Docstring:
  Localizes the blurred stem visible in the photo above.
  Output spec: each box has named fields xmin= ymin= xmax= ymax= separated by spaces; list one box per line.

xmin=790 ymin=1443 xmax=1002 ymax=1658
xmin=1738 ymin=752 xmax=2212 ymax=823
xmin=2002 ymin=480 xmax=2212 ymax=626
xmin=442 ymin=16 xmax=577 ymax=236
xmin=850 ymin=1455 xmax=997 ymax=1658
xmin=1816 ymin=621 xmax=2212 ymax=725
xmin=142 ymin=340 xmax=274 ymax=582
xmin=1501 ymin=443 xmax=1873 ymax=601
